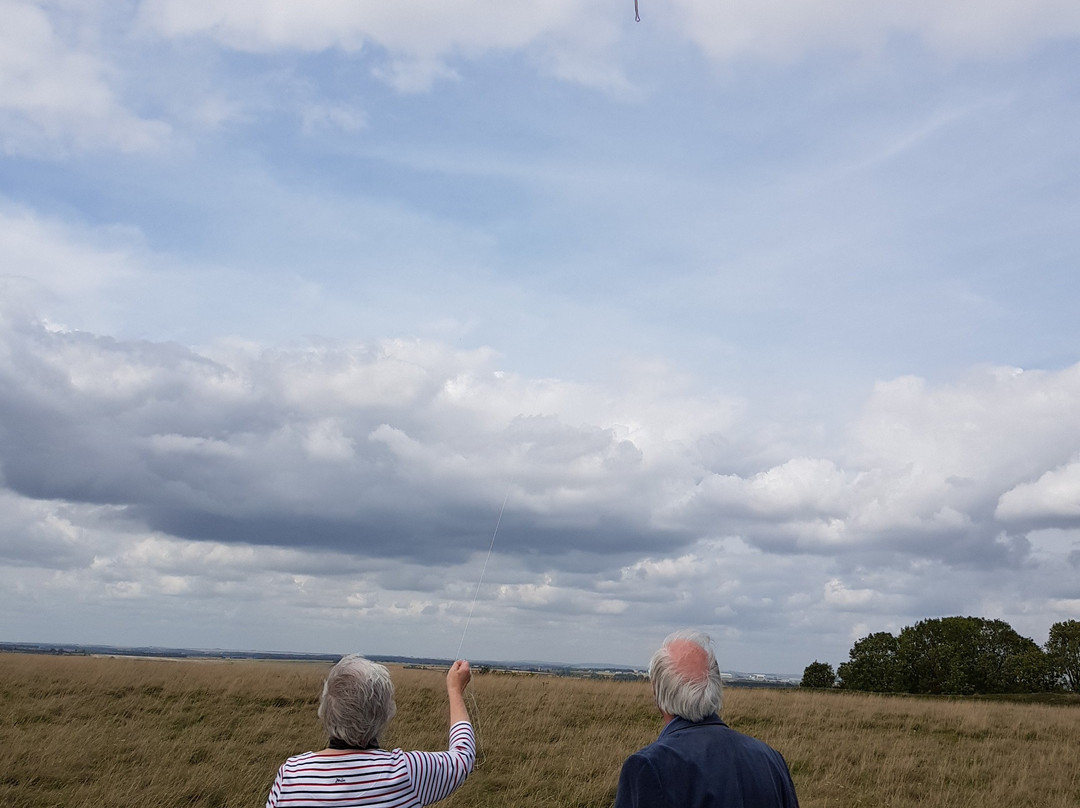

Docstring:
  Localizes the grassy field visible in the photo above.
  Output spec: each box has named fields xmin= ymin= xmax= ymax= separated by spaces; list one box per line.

xmin=2 ymin=653 xmax=1078 ymax=807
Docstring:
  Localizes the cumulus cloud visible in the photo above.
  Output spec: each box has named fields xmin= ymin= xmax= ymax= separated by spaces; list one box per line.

xmin=4 ymin=310 xmax=1080 ymax=576
xmin=687 ymin=457 xmax=856 ymax=521
xmin=996 ymin=460 xmax=1080 ymax=526
xmin=0 ymin=316 xmax=701 ymax=566
xmin=2 ymin=311 xmax=1079 ymax=664
xmin=663 ymin=365 xmax=1080 ymax=569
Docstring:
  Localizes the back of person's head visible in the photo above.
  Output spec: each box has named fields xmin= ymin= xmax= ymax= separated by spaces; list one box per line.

xmin=649 ymin=629 xmax=724 ymax=722
xmin=318 ymin=654 xmax=397 ymax=747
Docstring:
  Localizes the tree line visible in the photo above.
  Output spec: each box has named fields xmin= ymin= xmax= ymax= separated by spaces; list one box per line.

xmin=801 ymin=618 xmax=1080 ymax=694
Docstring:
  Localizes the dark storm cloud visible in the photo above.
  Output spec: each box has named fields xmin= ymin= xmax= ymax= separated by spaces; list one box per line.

xmin=129 ymin=503 xmax=689 ymax=563
xmin=0 ymin=317 xmax=690 ymax=566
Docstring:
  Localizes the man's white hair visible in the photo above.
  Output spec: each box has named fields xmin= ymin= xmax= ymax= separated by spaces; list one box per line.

xmin=649 ymin=629 xmax=724 ymax=722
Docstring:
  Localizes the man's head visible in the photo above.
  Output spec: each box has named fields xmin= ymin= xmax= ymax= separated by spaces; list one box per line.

xmin=317 ymin=654 xmax=397 ymax=747
xmin=649 ymin=629 xmax=724 ymax=722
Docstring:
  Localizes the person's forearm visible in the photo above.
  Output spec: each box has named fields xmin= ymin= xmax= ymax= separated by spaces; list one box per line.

xmin=449 ymin=688 xmax=470 ymax=726
xmin=445 ymin=659 xmax=471 ymax=727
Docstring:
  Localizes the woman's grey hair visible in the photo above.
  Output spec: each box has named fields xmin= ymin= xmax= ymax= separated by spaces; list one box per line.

xmin=317 ymin=654 xmax=397 ymax=747
xmin=649 ymin=629 xmax=724 ymax=722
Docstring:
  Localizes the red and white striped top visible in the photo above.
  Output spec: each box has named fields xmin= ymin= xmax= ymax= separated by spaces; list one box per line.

xmin=265 ymin=721 xmax=475 ymax=807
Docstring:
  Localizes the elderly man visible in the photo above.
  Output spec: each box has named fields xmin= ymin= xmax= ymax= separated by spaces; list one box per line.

xmin=614 ymin=630 xmax=799 ymax=808
xmin=266 ymin=655 xmax=474 ymax=807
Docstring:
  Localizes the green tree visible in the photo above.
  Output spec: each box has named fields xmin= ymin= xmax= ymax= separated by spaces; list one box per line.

xmin=1003 ymin=645 xmax=1057 ymax=693
xmin=801 ymin=660 xmax=836 ymax=688
xmin=837 ymin=618 xmax=1053 ymax=695
xmin=1046 ymin=619 xmax=1080 ymax=693
xmin=837 ymin=632 xmax=900 ymax=692
xmin=897 ymin=617 xmax=1045 ymax=695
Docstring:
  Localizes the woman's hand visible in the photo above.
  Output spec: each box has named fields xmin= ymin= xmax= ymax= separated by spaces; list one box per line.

xmin=447 ymin=659 xmax=471 ymax=695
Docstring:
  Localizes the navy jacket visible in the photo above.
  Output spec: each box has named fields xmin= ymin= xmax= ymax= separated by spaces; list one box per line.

xmin=614 ymin=715 xmax=799 ymax=808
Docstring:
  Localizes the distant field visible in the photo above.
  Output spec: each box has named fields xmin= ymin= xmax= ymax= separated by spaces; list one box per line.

xmin=2 ymin=653 xmax=1078 ymax=807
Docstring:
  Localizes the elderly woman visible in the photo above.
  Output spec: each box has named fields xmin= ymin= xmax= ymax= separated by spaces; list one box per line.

xmin=265 ymin=656 xmax=475 ymax=808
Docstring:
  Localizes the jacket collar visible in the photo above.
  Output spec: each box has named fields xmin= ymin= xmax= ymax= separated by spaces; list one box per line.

xmin=659 ymin=713 xmax=725 ymax=737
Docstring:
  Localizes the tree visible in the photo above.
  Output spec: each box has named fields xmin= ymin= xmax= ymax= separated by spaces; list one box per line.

xmin=1004 ymin=645 xmax=1057 ymax=693
xmin=837 ymin=632 xmax=900 ymax=692
xmin=1046 ymin=620 xmax=1080 ymax=693
xmin=896 ymin=617 xmax=1045 ymax=695
xmin=836 ymin=618 xmax=1053 ymax=695
xmin=801 ymin=660 xmax=836 ymax=688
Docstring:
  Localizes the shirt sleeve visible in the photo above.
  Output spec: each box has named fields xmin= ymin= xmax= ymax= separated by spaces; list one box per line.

xmin=404 ymin=721 xmax=476 ymax=806
xmin=614 ymin=752 xmax=670 ymax=808
xmin=264 ymin=763 xmax=284 ymax=808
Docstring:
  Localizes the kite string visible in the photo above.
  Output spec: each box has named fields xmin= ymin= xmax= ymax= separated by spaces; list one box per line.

xmin=455 ymin=484 xmax=511 ymax=661
xmin=453 ymin=485 xmax=510 ymax=771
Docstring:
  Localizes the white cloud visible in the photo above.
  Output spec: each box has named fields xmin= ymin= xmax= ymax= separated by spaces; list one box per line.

xmin=0 ymin=490 xmax=100 ymax=568
xmin=0 ymin=205 xmax=144 ymax=304
xmin=824 ymin=578 xmax=876 ymax=608
xmin=135 ymin=0 xmax=1080 ymax=83
xmin=855 ymin=369 xmax=1080 ymax=477
xmin=137 ymin=0 xmax=622 ymax=92
xmin=0 ymin=0 xmax=168 ymax=154
xmin=5 ymin=309 xmax=1080 ymax=574
xmin=618 ymin=552 xmax=708 ymax=584
xmin=667 ymin=364 xmax=1080 ymax=561
xmin=138 ymin=0 xmax=583 ymax=54
xmin=301 ymin=419 xmax=356 ymax=462
xmin=996 ymin=460 xmax=1080 ymax=523
xmin=691 ymin=458 xmax=856 ymax=520
xmin=1 ymin=333 xmax=1076 ymax=665
xmin=2 ymin=0 xmax=1078 ymax=163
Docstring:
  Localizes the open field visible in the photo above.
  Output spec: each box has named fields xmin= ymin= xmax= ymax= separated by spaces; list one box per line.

xmin=2 ymin=653 xmax=1078 ymax=807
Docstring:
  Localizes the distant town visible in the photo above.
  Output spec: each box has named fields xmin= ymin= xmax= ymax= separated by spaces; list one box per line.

xmin=0 ymin=641 xmax=799 ymax=686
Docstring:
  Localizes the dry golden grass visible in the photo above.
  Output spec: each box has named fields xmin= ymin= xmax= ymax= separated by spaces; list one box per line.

xmin=2 ymin=653 xmax=1078 ymax=807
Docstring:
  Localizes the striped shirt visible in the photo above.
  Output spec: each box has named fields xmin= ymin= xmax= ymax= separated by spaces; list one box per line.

xmin=266 ymin=722 xmax=475 ymax=808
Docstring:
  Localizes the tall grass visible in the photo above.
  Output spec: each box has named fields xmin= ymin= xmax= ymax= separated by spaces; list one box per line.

xmin=1 ymin=653 xmax=1078 ymax=807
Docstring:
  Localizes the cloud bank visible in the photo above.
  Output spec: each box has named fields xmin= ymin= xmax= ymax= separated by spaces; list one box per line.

xmin=2 ymin=304 xmax=1078 ymax=667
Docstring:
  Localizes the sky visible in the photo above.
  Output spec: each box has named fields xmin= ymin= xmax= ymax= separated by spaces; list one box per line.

xmin=1 ymin=0 xmax=1079 ymax=675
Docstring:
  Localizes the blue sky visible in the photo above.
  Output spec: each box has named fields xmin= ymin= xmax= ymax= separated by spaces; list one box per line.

xmin=1 ymin=0 xmax=1079 ymax=674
